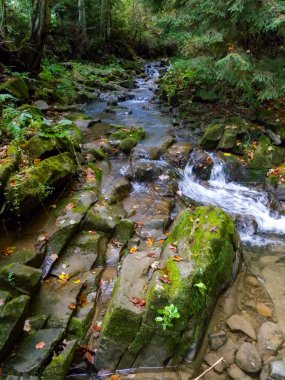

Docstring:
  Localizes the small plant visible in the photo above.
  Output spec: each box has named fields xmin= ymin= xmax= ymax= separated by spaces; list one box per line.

xmin=7 ymin=272 xmax=15 ymax=286
xmin=155 ymin=304 xmax=180 ymax=330
xmin=194 ymin=282 xmax=207 ymax=297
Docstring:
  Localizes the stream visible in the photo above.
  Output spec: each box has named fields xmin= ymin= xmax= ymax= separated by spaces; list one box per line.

xmin=2 ymin=62 xmax=285 ymax=379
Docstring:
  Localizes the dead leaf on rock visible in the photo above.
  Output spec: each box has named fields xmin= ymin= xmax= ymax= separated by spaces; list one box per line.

xmin=146 ymin=238 xmax=154 ymax=247
xmin=38 ymin=233 xmax=48 ymax=242
xmin=147 ymin=252 xmax=156 ymax=258
xmin=35 ymin=341 xmax=46 ymax=349
xmin=1 ymin=246 xmax=16 ymax=256
xmin=129 ymin=297 xmax=146 ymax=309
xmin=84 ymin=350 xmax=94 ymax=365
xmin=110 ymin=375 xmax=121 ymax=380
xmin=159 ymin=275 xmax=172 ymax=284
xmin=130 ymin=246 xmax=138 ymax=254
xmin=173 ymin=255 xmax=183 ymax=262
xmin=210 ymin=226 xmax=218 ymax=233
xmin=65 ymin=202 xmax=75 ymax=212
xmin=50 ymin=253 xmax=58 ymax=262
xmin=68 ymin=303 xmax=77 ymax=310
xmin=92 ymin=324 xmax=102 ymax=332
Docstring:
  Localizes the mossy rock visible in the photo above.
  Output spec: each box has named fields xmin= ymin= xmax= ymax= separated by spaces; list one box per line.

xmin=5 ymin=152 xmax=77 ymax=215
xmin=41 ymin=339 xmax=77 ymax=380
xmin=0 ymin=78 xmax=29 ymax=99
xmin=109 ymin=125 xmax=145 ymax=145
xmin=247 ymin=135 xmax=285 ymax=170
xmin=114 ymin=219 xmax=135 ymax=243
xmin=0 ymin=145 xmax=20 ymax=186
xmin=18 ymin=104 xmax=43 ymax=117
xmin=119 ymin=137 xmax=138 ymax=153
xmin=83 ymin=204 xmax=126 ymax=234
xmin=23 ymin=135 xmax=58 ymax=160
xmin=95 ymin=206 xmax=241 ymax=370
xmin=200 ymin=124 xmax=224 ymax=150
xmin=0 ymin=263 xmax=42 ymax=294
xmin=0 ymin=295 xmax=30 ymax=361
xmin=0 ymin=249 xmax=45 ymax=268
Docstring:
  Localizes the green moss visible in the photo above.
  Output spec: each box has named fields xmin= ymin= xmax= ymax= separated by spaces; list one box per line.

xmin=119 ymin=137 xmax=138 ymax=153
xmin=0 ymin=78 xmax=29 ymax=99
xmin=109 ymin=125 xmax=145 ymax=143
xmin=68 ymin=317 xmax=86 ymax=341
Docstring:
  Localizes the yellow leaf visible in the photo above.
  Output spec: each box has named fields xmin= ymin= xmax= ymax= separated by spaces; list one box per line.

xmin=130 ymin=246 xmax=138 ymax=254
xmin=73 ymin=279 xmax=81 ymax=284
xmin=224 ymin=153 xmax=232 ymax=156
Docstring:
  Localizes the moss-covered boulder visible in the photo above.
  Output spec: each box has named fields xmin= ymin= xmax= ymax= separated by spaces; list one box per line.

xmin=41 ymin=339 xmax=77 ymax=380
xmin=83 ymin=204 xmax=126 ymax=234
xmin=109 ymin=125 xmax=145 ymax=152
xmin=0 ymin=263 xmax=42 ymax=294
xmin=95 ymin=206 xmax=241 ymax=371
xmin=0 ymin=145 xmax=20 ymax=187
xmin=0 ymin=78 xmax=29 ymax=99
xmin=5 ymin=152 xmax=77 ymax=215
xmin=0 ymin=295 xmax=30 ymax=361
xmin=119 ymin=137 xmax=138 ymax=153
xmin=200 ymin=124 xmax=225 ymax=150
xmin=0 ymin=249 xmax=44 ymax=268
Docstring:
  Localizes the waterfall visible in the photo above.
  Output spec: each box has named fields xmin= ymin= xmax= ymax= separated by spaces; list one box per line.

xmin=180 ymin=153 xmax=285 ymax=245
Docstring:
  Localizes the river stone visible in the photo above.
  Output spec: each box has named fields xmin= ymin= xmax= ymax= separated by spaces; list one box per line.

xmin=33 ymin=100 xmax=49 ymax=111
xmin=226 ymin=314 xmax=256 ymax=340
xmin=260 ymin=359 xmax=285 ymax=380
xmin=166 ymin=142 xmax=193 ymax=167
xmin=104 ymin=178 xmax=131 ymax=204
xmin=235 ymin=342 xmax=262 ymax=373
xmin=256 ymin=302 xmax=273 ymax=317
xmin=217 ymin=337 xmax=238 ymax=365
xmin=4 ymin=328 xmax=64 ymax=375
xmin=41 ymin=339 xmax=77 ymax=380
xmin=200 ymin=124 xmax=225 ymax=150
xmin=190 ymin=150 xmax=213 ymax=181
xmin=228 ymin=364 xmax=252 ymax=380
xmin=204 ymin=352 xmax=225 ymax=373
xmin=276 ymin=184 xmax=285 ymax=201
xmin=0 ymin=263 xmax=42 ymax=295
xmin=1 ymin=249 xmax=44 ymax=268
xmin=131 ymin=158 xmax=174 ymax=182
xmin=209 ymin=331 xmax=227 ymax=351
xmin=257 ymin=322 xmax=284 ymax=360
xmin=0 ymin=295 xmax=30 ymax=361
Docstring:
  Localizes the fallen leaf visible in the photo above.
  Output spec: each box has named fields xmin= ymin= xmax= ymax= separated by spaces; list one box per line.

xmin=110 ymin=375 xmax=121 ymax=380
xmin=159 ymin=275 xmax=172 ymax=284
xmin=92 ymin=324 xmax=102 ymax=332
xmin=147 ymin=252 xmax=156 ymax=258
xmin=23 ymin=319 xmax=31 ymax=332
xmin=173 ymin=255 xmax=183 ymax=262
xmin=224 ymin=153 xmax=232 ymax=156
xmin=34 ymin=158 xmax=41 ymax=165
xmin=58 ymin=272 xmax=69 ymax=283
xmin=35 ymin=341 xmax=46 ymax=349
xmin=1 ymin=246 xmax=16 ymax=256
xmin=210 ymin=226 xmax=218 ymax=233
xmin=73 ymin=279 xmax=81 ymax=284
xmin=79 ymin=293 xmax=89 ymax=308
xmin=89 ymin=230 xmax=97 ymax=234
xmin=10 ymin=180 xmax=16 ymax=187
xmin=85 ymin=167 xmax=96 ymax=182
xmin=111 ymin=240 xmax=123 ymax=248
xmin=146 ymin=238 xmax=154 ymax=247
xmin=130 ymin=246 xmax=138 ymax=254
xmin=38 ymin=233 xmax=48 ymax=242
xmin=69 ymin=303 xmax=77 ymax=310
xmin=135 ymin=221 xmax=144 ymax=229
xmin=129 ymin=297 xmax=146 ymax=309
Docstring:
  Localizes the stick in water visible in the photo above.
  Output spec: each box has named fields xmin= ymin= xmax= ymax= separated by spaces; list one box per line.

xmin=193 ymin=357 xmax=224 ymax=380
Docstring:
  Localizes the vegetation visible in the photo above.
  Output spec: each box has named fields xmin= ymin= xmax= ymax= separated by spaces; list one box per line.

xmin=155 ymin=304 xmax=180 ymax=330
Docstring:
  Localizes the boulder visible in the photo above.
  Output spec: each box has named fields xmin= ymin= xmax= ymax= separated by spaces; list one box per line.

xmin=257 ymin=322 xmax=284 ymax=361
xmin=5 ymin=152 xmax=77 ymax=215
xmin=226 ymin=315 xmax=256 ymax=340
xmin=33 ymin=100 xmax=49 ymax=111
xmin=235 ymin=342 xmax=262 ymax=374
xmin=0 ymin=145 xmax=19 ymax=186
xmin=190 ymin=150 xmax=213 ymax=181
xmin=247 ymin=135 xmax=285 ymax=170
xmin=200 ymin=124 xmax=224 ymax=150
xmin=166 ymin=142 xmax=193 ymax=167
xmin=0 ymin=295 xmax=30 ymax=361
xmin=0 ymin=264 xmax=42 ymax=294
xmin=131 ymin=159 xmax=174 ymax=182
xmin=109 ymin=125 xmax=145 ymax=146
xmin=95 ymin=206 xmax=241 ymax=371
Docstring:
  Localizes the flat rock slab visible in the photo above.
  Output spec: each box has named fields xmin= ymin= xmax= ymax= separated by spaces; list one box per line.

xmin=228 ymin=364 xmax=252 ymax=380
xmin=4 ymin=328 xmax=64 ymax=375
xmin=226 ymin=314 xmax=256 ymax=340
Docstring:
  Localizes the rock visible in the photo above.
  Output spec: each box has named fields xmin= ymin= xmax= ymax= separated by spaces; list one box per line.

xmin=209 ymin=331 xmax=227 ymax=351
xmin=109 ymin=125 xmax=145 ymax=146
xmin=217 ymin=338 xmax=238 ymax=365
xmin=23 ymin=135 xmax=58 ymax=160
xmin=204 ymin=352 xmax=225 ymax=373
xmin=119 ymin=137 xmax=138 ymax=153
xmin=41 ymin=339 xmax=77 ymax=380
xmin=131 ymin=159 xmax=174 ymax=182
xmin=1 ymin=249 xmax=45 ymax=268
xmin=261 ymin=360 xmax=285 ymax=380
xmin=5 ymin=153 xmax=77 ymax=215
xmin=0 ymin=295 xmax=30 ymax=361
xmin=235 ymin=342 xmax=262 ymax=374
xmin=96 ymin=206 xmax=241 ymax=371
xmin=114 ymin=219 xmax=135 ymax=243
xmin=4 ymin=328 xmax=64 ymax=375
xmin=276 ymin=184 xmax=285 ymax=201
xmin=265 ymin=129 xmax=282 ymax=146
xmin=0 ymin=145 xmax=19 ymax=186
xmin=190 ymin=150 xmax=213 ymax=181
xmin=257 ymin=322 xmax=284 ymax=360
xmin=256 ymin=302 xmax=273 ymax=317
xmin=0 ymin=264 xmax=42 ymax=295
xmin=200 ymin=124 xmax=225 ymax=150
xmin=33 ymin=100 xmax=49 ymax=111
xmin=256 ymin=110 xmax=285 ymax=143
xmin=166 ymin=142 xmax=193 ymax=167
xmin=83 ymin=203 xmax=126 ymax=234
xmin=0 ymin=78 xmax=29 ymax=99
xmin=228 ymin=364 xmax=252 ymax=380
xmin=104 ymin=178 xmax=131 ymax=204
xmin=226 ymin=315 xmax=256 ymax=340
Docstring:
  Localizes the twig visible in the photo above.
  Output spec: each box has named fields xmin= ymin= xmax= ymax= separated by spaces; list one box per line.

xmin=193 ymin=357 xmax=224 ymax=380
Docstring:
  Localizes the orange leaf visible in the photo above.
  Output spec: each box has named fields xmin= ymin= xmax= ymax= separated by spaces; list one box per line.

xmin=159 ymin=275 xmax=172 ymax=285
xmin=84 ymin=350 xmax=94 ymax=365
xmin=129 ymin=297 xmax=146 ymax=309
xmin=92 ymin=324 xmax=102 ymax=332
xmin=147 ymin=252 xmax=156 ymax=258
xmin=130 ymin=246 xmax=138 ymax=254
xmin=69 ymin=303 xmax=77 ymax=310
xmin=34 ymin=158 xmax=41 ymax=165
xmin=10 ymin=180 xmax=16 ymax=187
xmin=65 ymin=202 xmax=75 ymax=211
xmin=35 ymin=341 xmax=46 ymax=349
xmin=173 ymin=255 xmax=183 ymax=262
xmin=146 ymin=238 xmax=154 ymax=247
xmin=110 ymin=375 xmax=121 ymax=380
xmin=79 ymin=294 xmax=89 ymax=308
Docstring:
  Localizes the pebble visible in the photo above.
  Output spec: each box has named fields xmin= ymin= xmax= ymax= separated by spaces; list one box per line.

xmin=235 ymin=342 xmax=262 ymax=374
xmin=246 ymin=275 xmax=260 ymax=287
xmin=228 ymin=364 xmax=252 ymax=380
xmin=257 ymin=322 xmax=284 ymax=360
xmin=209 ymin=331 xmax=227 ymax=351
xmin=204 ymin=352 xmax=225 ymax=373
xmin=226 ymin=314 xmax=256 ymax=340
xmin=217 ymin=338 xmax=238 ymax=366
xmin=256 ymin=302 xmax=273 ymax=317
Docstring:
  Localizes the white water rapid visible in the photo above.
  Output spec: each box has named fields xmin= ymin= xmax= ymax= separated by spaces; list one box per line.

xmin=180 ymin=153 xmax=285 ymax=245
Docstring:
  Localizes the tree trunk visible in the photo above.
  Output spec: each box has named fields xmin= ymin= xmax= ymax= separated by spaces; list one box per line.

xmin=78 ymin=0 xmax=87 ymax=53
xmin=1 ymin=0 xmax=7 ymax=35
xmin=25 ymin=0 xmax=53 ymax=73
xmin=100 ymin=0 xmax=112 ymax=43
